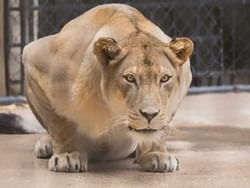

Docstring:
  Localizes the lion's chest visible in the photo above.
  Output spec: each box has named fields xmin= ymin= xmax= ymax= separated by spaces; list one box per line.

xmin=85 ymin=126 xmax=137 ymax=161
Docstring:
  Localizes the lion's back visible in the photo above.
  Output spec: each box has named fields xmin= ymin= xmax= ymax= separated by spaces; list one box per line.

xmin=61 ymin=4 xmax=139 ymax=32
xmin=59 ymin=4 xmax=170 ymax=46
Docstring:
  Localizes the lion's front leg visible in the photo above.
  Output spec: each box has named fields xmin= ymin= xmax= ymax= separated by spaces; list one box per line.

xmin=49 ymin=151 xmax=88 ymax=172
xmin=25 ymin=72 xmax=88 ymax=172
xmin=135 ymin=142 xmax=179 ymax=172
xmin=47 ymin=133 xmax=89 ymax=173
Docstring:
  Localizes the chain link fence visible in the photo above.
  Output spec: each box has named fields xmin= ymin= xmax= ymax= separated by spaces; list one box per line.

xmin=4 ymin=0 xmax=250 ymax=95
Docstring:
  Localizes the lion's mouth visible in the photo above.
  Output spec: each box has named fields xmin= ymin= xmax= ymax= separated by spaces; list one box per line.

xmin=128 ymin=125 xmax=160 ymax=133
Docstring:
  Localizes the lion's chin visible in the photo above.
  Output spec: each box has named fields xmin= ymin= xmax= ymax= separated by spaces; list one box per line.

xmin=128 ymin=126 xmax=165 ymax=143
xmin=128 ymin=126 xmax=159 ymax=133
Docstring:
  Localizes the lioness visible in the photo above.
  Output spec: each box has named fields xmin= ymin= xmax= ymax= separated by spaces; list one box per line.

xmin=22 ymin=4 xmax=193 ymax=172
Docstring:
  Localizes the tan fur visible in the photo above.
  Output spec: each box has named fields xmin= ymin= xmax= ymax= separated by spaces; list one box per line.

xmin=22 ymin=4 xmax=193 ymax=172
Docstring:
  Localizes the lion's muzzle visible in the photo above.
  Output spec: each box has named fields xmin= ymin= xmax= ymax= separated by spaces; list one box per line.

xmin=139 ymin=109 xmax=160 ymax=124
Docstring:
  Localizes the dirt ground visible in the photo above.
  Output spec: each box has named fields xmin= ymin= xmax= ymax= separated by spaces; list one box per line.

xmin=0 ymin=93 xmax=250 ymax=188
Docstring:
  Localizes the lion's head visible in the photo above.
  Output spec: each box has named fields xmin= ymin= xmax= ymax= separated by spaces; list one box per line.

xmin=94 ymin=32 xmax=193 ymax=137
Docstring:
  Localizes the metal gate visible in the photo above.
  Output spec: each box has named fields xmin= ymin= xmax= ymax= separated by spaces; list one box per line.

xmin=4 ymin=0 xmax=250 ymax=95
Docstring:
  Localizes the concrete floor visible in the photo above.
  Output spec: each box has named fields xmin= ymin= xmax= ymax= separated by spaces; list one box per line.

xmin=1 ymin=93 xmax=250 ymax=188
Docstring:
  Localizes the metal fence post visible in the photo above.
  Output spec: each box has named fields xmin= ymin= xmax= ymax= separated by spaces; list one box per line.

xmin=20 ymin=0 xmax=27 ymax=95
xmin=0 ymin=0 xmax=6 ymax=96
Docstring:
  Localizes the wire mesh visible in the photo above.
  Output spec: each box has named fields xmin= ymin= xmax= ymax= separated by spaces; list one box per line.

xmin=4 ymin=0 xmax=250 ymax=95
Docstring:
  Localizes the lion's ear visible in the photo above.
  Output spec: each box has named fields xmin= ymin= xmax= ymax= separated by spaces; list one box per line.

xmin=166 ymin=37 xmax=194 ymax=65
xmin=94 ymin=37 xmax=121 ymax=66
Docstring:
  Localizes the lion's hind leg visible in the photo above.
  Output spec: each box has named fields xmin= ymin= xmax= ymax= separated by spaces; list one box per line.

xmin=34 ymin=135 xmax=53 ymax=158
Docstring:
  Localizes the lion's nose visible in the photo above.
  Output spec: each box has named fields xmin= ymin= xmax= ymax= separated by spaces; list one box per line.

xmin=139 ymin=109 xmax=160 ymax=124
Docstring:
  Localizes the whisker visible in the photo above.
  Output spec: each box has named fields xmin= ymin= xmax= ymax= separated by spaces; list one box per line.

xmin=128 ymin=111 xmax=138 ymax=116
xmin=128 ymin=115 xmax=138 ymax=121
xmin=109 ymin=116 xmax=128 ymax=127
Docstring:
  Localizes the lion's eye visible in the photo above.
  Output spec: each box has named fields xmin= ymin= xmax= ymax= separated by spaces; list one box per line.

xmin=123 ymin=74 xmax=136 ymax=83
xmin=160 ymin=74 xmax=172 ymax=83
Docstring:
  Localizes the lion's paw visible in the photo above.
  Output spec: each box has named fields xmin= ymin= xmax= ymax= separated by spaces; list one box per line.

xmin=137 ymin=152 xmax=179 ymax=172
xmin=34 ymin=136 xmax=53 ymax=158
xmin=48 ymin=151 xmax=88 ymax=172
